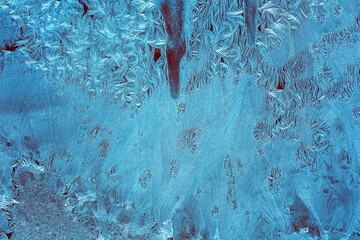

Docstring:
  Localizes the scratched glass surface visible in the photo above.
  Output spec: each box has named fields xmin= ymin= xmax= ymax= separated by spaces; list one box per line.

xmin=0 ymin=0 xmax=359 ymax=239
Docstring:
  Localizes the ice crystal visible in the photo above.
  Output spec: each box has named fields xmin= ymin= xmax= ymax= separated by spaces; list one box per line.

xmin=1 ymin=0 xmax=360 ymax=239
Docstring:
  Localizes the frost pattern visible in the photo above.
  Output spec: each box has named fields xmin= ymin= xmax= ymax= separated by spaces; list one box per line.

xmin=0 ymin=0 xmax=360 ymax=239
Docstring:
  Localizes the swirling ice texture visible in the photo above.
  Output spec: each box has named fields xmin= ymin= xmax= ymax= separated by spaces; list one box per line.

xmin=1 ymin=0 xmax=360 ymax=239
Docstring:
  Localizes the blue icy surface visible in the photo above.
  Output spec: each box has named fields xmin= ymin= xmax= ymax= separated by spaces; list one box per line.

xmin=0 ymin=0 xmax=360 ymax=239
